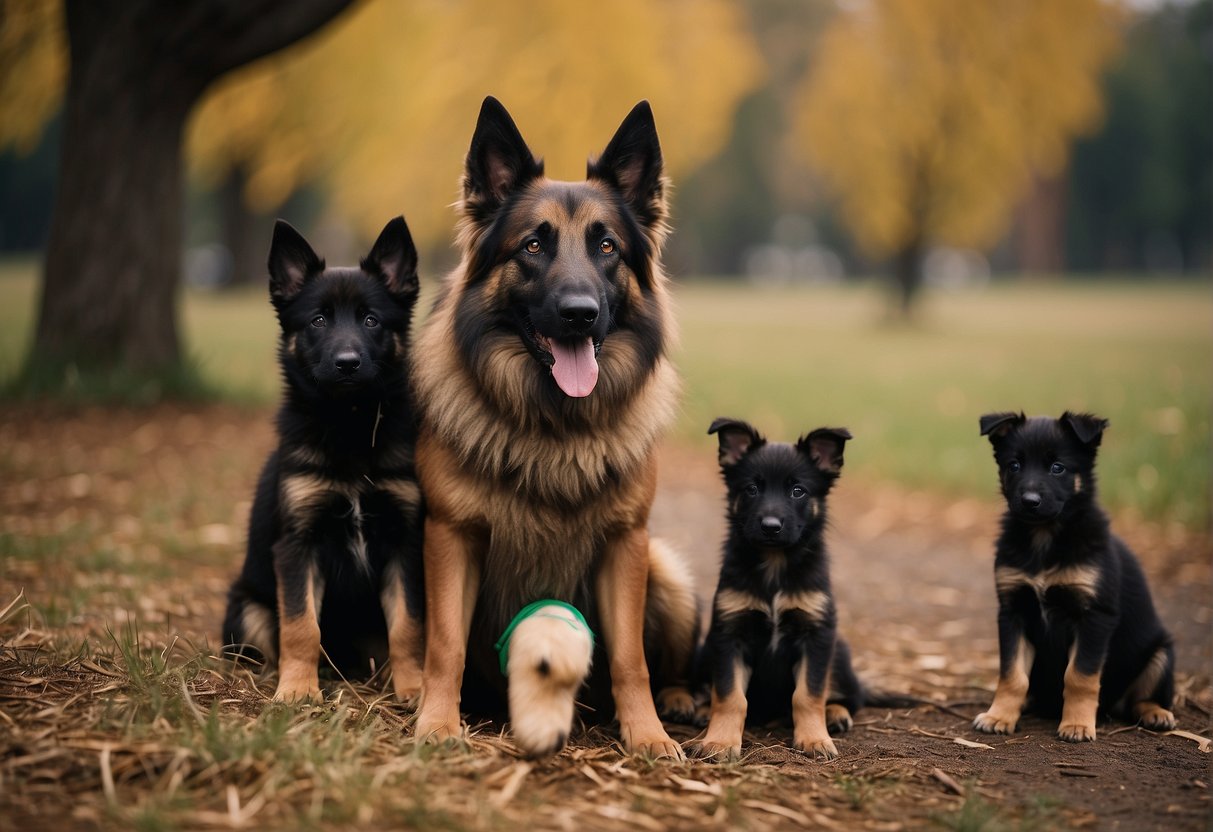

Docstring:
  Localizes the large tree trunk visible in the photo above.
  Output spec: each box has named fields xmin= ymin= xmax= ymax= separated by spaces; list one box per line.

xmin=31 ymin=0 xmax=351 ymax=379
xmin=892 ymin=236 xmax=924 ymax=320
xmin=1015 ymin=173 xmax=1069 ymax=275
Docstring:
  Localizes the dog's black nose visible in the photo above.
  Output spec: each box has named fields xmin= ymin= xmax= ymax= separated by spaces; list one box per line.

xmin=558 ymin=295 xmax=599 ymax=332
xmin=761 ymin=516 xmax=783 ymax=535
xmin=335 ymin=351 xmax=361 ymax=375
xmin=1020 ymin=491 xmax=1042 ymax=508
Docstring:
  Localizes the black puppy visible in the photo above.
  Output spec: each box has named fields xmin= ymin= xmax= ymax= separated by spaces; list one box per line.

xmin=222 ymin=217 xmax=425 ymax=705
xmin=689 ymin=417 xmax=865 ymax=761
xmin=974 ymin=411 xmax=1176 ymax=742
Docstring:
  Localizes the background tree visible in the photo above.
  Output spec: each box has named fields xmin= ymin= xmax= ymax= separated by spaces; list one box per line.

xmin=3 ymin=0 xmax=353 ymax=387
xmin=791 ymin=0 xmax=1122 ymax=316
xmin=187 ymin=0 xmax=764 ymax=266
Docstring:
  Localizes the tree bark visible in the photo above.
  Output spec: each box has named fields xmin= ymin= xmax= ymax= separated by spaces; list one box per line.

xmin=32 ymin=0 xmax=351 ymax=376
xmin=893 ymin=237 xmax=924 ymax=320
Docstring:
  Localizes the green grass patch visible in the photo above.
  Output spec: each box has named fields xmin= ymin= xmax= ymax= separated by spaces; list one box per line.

xmin=1 ymin=260 xmax=1207 ymax=526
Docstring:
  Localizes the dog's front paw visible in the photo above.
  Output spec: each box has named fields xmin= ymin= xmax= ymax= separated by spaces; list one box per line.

xmin=1057 ymin=721 xmax=1096 ymax=742
xmin=1136 ymin=703 xmax=1176 ymax=731
xmin=414 ymin=707 xmax=463 ymax=745
xmin=687 ymin=739 xmax=741 ymax=762
xmin=973 ymin=710 xmax=1018 ymax=734
xmin=393 ymin=683 xmax=421 ymax=711
xmin=623 ymin=729 xmax=686 ymax=761
xmin=656 ymin=686 xmax=697 ymax=724
xmin=273 ymin=676 xmax=321 ymax=704
xmin=794 ymin=735 xmax=839 ymax=761
xmin=826 ymin=703 xmax=853 ymax=734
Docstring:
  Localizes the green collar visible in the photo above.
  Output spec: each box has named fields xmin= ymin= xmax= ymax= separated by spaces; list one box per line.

xmin=494 ymin=600 xmax=594 ymax=676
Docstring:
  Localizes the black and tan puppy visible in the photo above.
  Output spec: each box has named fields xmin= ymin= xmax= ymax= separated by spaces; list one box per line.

xmin=690 ymin=418 xmax=864 ymax=761
xmin=222 ymin=217 xmax=425 ymax=705
xmin=974 ymin=411 xmax=1176 ymax=742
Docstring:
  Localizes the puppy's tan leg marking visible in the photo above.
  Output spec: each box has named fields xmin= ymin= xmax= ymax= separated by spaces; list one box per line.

xmin=974 ymin=636 xmax=1033 ymax=734
xmin=689 ymin=658 xmax=750 ymax=761
xmin=1058 ymin=648 xmax=1101 ymax=742
xmin=597 ymin=525 xmax=684 ymax=760
xmin=381 ymin=562 xmax=423 ymax=709
xmin=274 ymin=564 xmax=323 ymax=703
xmin=1127 ymin=647 xmax=1175 ymax=730
xmin=826 ymin=703 xmax=853 ymax=734
xmin=414 ymin=517 xmax=479 ymax=744
xmin=792 ymin=657 xmax=837 ymax=760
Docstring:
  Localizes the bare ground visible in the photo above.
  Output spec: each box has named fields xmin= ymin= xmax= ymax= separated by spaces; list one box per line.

xmin=1 ymin=404 xmax=1209 ymax=830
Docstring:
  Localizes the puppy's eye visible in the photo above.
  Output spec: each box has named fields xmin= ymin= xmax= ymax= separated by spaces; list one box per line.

xmin=311 ymin=315 xmax=326 ymax=328
xmin=1050 ymin=462 xmax=1066 ymax=476
xmin=1008 ymin=460 xmax=1021 ymax=474
xmin=790 ymin=485 xmax=807 ymax=499
xmin=744 ymin=484 xmax=759 ymax=497
xmin=600 ymin=238 xmax=615 ymax=255
xmin=524 ymin=239 xmax=542 ymax=255
xmin=364 ymin=315 xmax=379 ymax=328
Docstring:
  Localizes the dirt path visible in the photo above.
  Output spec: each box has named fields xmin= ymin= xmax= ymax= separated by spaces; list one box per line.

xmin=1 ymin=404 xmax=1209 ymax=830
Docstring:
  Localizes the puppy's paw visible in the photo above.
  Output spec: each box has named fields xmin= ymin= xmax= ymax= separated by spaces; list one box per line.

xmin=973 ymin=710 xmax=1018 ymax=734
xmin=393 ymin=683 xmax=421 ymax=711
xmin=626 ymin=732 xmax=686 ymax=761
xmin=826 ymin=703 xmax=854 ymax=735
xmin=506 ymin=605 xmax=593 ymax=758
xmin=1136 ymin=703 xmax=1176 ymax=731
xmin=1057 ymin=721 xmax=1096 ymax=742
xmin=794 ymin=735 xmax=839 ymax=761
xmin=687 ymin=739 xmax=741 ymax=762
xmin=656 ymin=686 xmax=697 ymax=724
xmin=273 ymin=675 xmax=321 ymax=704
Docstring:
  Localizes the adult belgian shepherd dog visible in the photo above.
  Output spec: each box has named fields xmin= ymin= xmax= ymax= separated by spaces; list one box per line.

xmin=410 ymin=97 xmax=698 ymax=759
xmin=222 ymin=217 xmax=425 ymax=706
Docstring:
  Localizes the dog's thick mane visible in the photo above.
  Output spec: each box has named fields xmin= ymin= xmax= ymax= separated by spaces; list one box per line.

xmin=413 ymin=233 xmax=677 ymax=509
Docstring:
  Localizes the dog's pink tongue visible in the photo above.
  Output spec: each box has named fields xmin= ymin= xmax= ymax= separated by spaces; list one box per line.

xmin=549 ymin=338 xmax=598 ymax=397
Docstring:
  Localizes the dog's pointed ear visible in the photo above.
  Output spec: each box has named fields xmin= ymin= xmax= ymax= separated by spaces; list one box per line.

xmin=268 ymin=220 xmax=323 ymax=304
xmin=462 ymin=96 xmax=544 ymax=224
xmin=362 ymin=216 xmax=419 ymax=300
xmin=979 ymin=411 xmax=1025 ymax=445
xmin=1061 ymin=411 xmax=1108 ymax=448
xmin=587 ymin=100 xmax=667 ymax=230
xmin=797 ymin=428 xmax=852 ymax=475
xmin=708 ymin=417 xmax=764 ymax=467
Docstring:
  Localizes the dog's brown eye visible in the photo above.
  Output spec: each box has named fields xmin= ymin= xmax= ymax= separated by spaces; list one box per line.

xmin=1050 ymin=462 xmax=1066 ymax=476
xmin=1008 ymin=460 xmax=1021 ymax=473
xmin=600 ymin=239 xmax=615 ymax=255
xmin=364 ymin=315 xmax=379 ymax=328
xmin=744 ymin=484 xmax=759 ymax=497
xmin=790 ymin=485 xmax=807 ymax=499
xmin=525 ymin=239 xmax=542 ymax=254
xmin=311 ymin=315 xmax=326 ymax=328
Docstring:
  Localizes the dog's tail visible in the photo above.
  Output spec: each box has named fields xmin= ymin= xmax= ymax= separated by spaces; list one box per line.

xmin=505 ymin=603 xmax=594 ymax=758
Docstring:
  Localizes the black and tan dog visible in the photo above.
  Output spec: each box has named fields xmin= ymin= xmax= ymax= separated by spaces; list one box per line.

xmin=410 ymin=97 xmax=698 ymax=758
xmin=222 ymin=217 xmax=425 ymax=705
xmin=974 ymin=411 xmax=1176 ymax=742
xmin=690 ymin=418 xmax=863 ymax=761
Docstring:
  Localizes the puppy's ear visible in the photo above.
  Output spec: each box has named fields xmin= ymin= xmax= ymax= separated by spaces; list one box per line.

xmin=797 ymin=428 xmax=852 ymax=475
xmin=268 ymin=220 xmax=323 ymax=305
xmin=587 ymin=100 xmax=667 ymax=231
xmin=708 ymin=417 xmax=764 ymax=467
xmin=362 ymin=216 xmax=419 ymax=300
xmin=979 ymin=411 xmax=1025 ymax=444
xmin=462 ymin=96 xmax=544 ymax=226
xmin=1061 ymin=411 xmax=1108 ymax=448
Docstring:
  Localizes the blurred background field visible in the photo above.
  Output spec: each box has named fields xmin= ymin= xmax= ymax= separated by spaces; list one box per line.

xmin=2 ymin=258 xmax=1206 ymax=530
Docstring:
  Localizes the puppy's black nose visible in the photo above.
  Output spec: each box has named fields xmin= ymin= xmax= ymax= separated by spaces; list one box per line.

xmin=335 ymin=351 xmax=361 ymax=375
xmin=558 ymin=295 xmax=599 ymax=332
xmin=1020 ymin=491 xmax=1042 ymax=508
xmin=761 ymin=516 xmax=783 ymax=535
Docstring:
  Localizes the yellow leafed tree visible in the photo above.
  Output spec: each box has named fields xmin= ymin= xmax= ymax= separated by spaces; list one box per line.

xmin=189 ymin=0 xmax=764 ymax=252
xmin=791 ymin=0 xmax=1123 ymax=314
xmin=0 ymin=0 xmax=67 ymax=153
